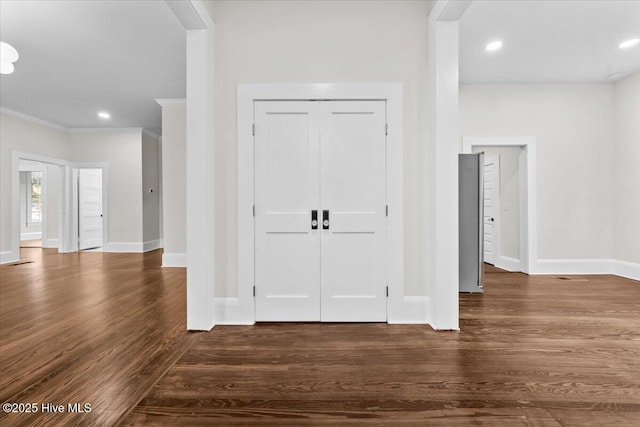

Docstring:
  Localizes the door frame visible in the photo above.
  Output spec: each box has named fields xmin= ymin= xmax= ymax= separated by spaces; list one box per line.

xmin=6 ymin=151 xmax=66 ymax=264
xmin=237 ymin=83 xmax=404 ymax=324
xmin=462 ymin=137 xmax=537 ymax=274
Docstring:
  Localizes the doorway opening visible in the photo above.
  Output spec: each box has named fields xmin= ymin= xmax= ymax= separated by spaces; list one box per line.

xmin=463 ymin=137 xmax=538 ymax=275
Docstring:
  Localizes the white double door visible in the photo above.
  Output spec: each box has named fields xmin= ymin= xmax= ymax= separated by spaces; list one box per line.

xmin=254 ymin=100 xmax=387 ymax=322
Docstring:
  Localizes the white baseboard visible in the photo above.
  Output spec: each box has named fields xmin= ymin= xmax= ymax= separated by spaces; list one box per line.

xmin=21 ymin=232 xmax=42 ymax=240
xmin=214 ymin=297 xmax=255 ymax=325
xmin=1 ymin=250 xmax=19 ymax=265
xmin=102 ymin=242 xmax=144 ymax=253
xmin=388 ymin=296 xmax=430 ymax=324
xmin=495 ymin=256 xmax=521 ymax=272
xmin=613 ymin=260 xmax=640 ymax=281
xmin=535 ymin=259 xmax=615 ymax=275
xmin=42 ymin=239 xmax=59 ymax=248
xmin=162 ymin=252 xmax=187 ymax=267
xmin=143 ymin=239 xmax=163 ymax=252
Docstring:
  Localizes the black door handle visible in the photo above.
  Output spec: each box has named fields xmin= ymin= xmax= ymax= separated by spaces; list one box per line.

xmin=322 ymin=210 xmax=329 ymax=229
xmin=311 ymin=210 xmax=318 ymax=229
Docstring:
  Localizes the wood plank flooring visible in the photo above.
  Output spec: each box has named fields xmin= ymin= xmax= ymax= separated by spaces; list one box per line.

xmin=0 ymin=247 xmax=195 ymax=427
xmin=2 ymin=249 xmax=639 ymax=426
xmin=124 ymin=267 xmax=640 ymax=426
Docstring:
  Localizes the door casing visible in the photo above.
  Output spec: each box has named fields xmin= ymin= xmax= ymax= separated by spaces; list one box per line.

xmin=237 ymin=83 xmax=404 ymax=324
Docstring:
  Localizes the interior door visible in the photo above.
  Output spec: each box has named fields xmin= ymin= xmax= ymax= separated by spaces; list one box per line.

xmin=254 ymin=101 xmax=321 ymax=321
xmin=78 ymin=168 xmax=103 ymax=250
xmin=319 ymin=101 xmax=387 ymax=321
xmin=483 ymin=156 xmax=500 ymax=265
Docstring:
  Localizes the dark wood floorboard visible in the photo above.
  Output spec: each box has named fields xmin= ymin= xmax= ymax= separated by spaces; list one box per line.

xmin=0 ymin=247 xmax=196 ymax=427
xmin=124 ymin=271 xmax=640 ymax=426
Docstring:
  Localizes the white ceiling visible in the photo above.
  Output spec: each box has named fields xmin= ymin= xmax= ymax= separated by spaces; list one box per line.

xmin=1 ymin=1 xmax=638 ymax=134
xmin=460 ymin=0 xmax=640 ymax=83
xmin=0 ymin=0 xmax=186 ymax=135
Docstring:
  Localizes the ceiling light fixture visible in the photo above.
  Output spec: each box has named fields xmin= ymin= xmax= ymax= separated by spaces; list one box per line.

xmin=98 ymin=111 xmax=111 ymax=120
xmin=619 ymin=38 xmax=639 ymax=49
xmin=0 ymin=41 xmax=19 ymax=75
xmin=485 ymin=40 xmax=503 ymax=52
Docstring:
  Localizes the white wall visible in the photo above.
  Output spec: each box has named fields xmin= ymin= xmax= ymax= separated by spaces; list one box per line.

xmin=472 ymin=146 xmax=520 ymax=260
xmin=613 ymin=73 xmax=640 ymax=265
xmin=205 ymin=0 xmax=431 ymax=297
xmin=70 ymin=131 xmax=143 ymax=244
xmin=461 ymin=84 xmax=615 ymax=261
xmin=142 ymin=132 xmax=161 ymax=243
xmin=159 ymin=104 xmax=187 ymax=260
xmin=0 ymin=112 xmax=70 ymax=253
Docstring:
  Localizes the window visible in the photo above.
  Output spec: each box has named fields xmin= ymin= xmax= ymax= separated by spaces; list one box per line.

xmin=27 ymin=171 xmax=42 ymax=225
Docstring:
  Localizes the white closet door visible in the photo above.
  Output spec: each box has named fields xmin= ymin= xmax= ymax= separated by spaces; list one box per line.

xmin=319 ymin=101 xmax=387 ymax=321
xmin=78 ymin=168 xmax=103 ymax=250
xmin=254 ymin=101 xmax=321 ymax=321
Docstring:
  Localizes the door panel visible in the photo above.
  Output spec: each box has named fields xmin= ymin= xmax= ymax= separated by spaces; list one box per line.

xmin=78 ymin=169 xmax=103 ymax=250
xmin=483 ymin=156 xmax=499 ymax=265
xmin=254 ymin=101 xmax=320 ymax=321
xmin=319 ymin=101 xmax=387 ymax=321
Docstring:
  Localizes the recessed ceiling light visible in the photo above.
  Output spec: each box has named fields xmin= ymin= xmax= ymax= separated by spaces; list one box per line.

xmin=485 ymin=40 xmax=503 ymax=52
xmin=619 ymin=38 xmax=639 ymax=49
xmin=98 ymin=111 xmax=111 ymax=120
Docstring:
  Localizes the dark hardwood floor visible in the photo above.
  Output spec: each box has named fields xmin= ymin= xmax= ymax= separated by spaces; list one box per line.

xmin=0 ymin=247 xmax=195 ymax=426
xmin=2 ymin=249 xmax=639 ymax=426
xmin=124 ymin=267 xmax=640 ymax=426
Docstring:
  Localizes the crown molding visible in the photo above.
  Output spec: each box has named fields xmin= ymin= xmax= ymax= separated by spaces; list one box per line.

xmin=155 ymin=98 xmax=186 ymax=107
xmin=0 ymin=107 xmax=68 ymax=131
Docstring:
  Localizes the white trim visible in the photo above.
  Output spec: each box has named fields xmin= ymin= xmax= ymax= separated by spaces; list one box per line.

xmin=182 ymin=0 xmax=216 ymax=331
xmin=102 ymin=242 xmax=143 ymax=253
xmin=238 ymin=83 xmax=404 ymax=324
xmin=462 ymin=136 xmax=537 ymax=274
xmin=143 ymin=239 xmax=163 ymax=252
xmin=68 ymin=127 xmax=142 ymax=134
xmin=613 ymin=260 xmax=640 ymax=281
xmin=162 ymin=252 xmax=187 ymax=268
xmin=0 ymin=251 xmax=18 ymax=264
xmin=142 ymin=129 xmax=161 ymax=140
xmin=20 ymin=232 xmax=42 ymax=240
xmin=495 ymin=256 xmax=522 ymax=272
xmin=426 ymin=2 xmax=463 ymax=331
xmin=43 ymin=239 xmax=59 ymax=248
xmin=535 ymin=259 xmax=614 ymax=275
xmin=214 ymin=298 xmax=256 ymax=325
xmin=155 ymin=98 xmax=187 ymax=107
xmin=0 ymin=107 xmax=67 ymax=131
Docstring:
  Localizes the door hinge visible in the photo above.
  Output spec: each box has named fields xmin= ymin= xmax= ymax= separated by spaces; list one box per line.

xmin=386 ymin=205 xmax=388 ymax=217
xmin=252 ymin=124 xmax=255 ymax=136
xmin=386 ymin=286 xmax=389 ymax=297
xmin=253 ymin=205 xmax=255 ymax=217
xmin=253 ymin=286 xmax=256 ymax=297
xmin=385 ymin=123 xmax=388 ymax=136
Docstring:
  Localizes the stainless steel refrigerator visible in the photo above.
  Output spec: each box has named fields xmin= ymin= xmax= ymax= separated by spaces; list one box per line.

xmin=459 ymin=153 xmax=484 ymax=293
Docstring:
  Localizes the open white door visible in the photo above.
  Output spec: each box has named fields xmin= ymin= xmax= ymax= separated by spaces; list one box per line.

xmin=254 ymin=101 xmax=321 ymax=321
xmin=319 ymin=101 xmax=387 ymax=321
xmin=483 ymin=156 xmax=500 ymax=265
xmin=78 ymin=169 xmax=103 ymax=250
